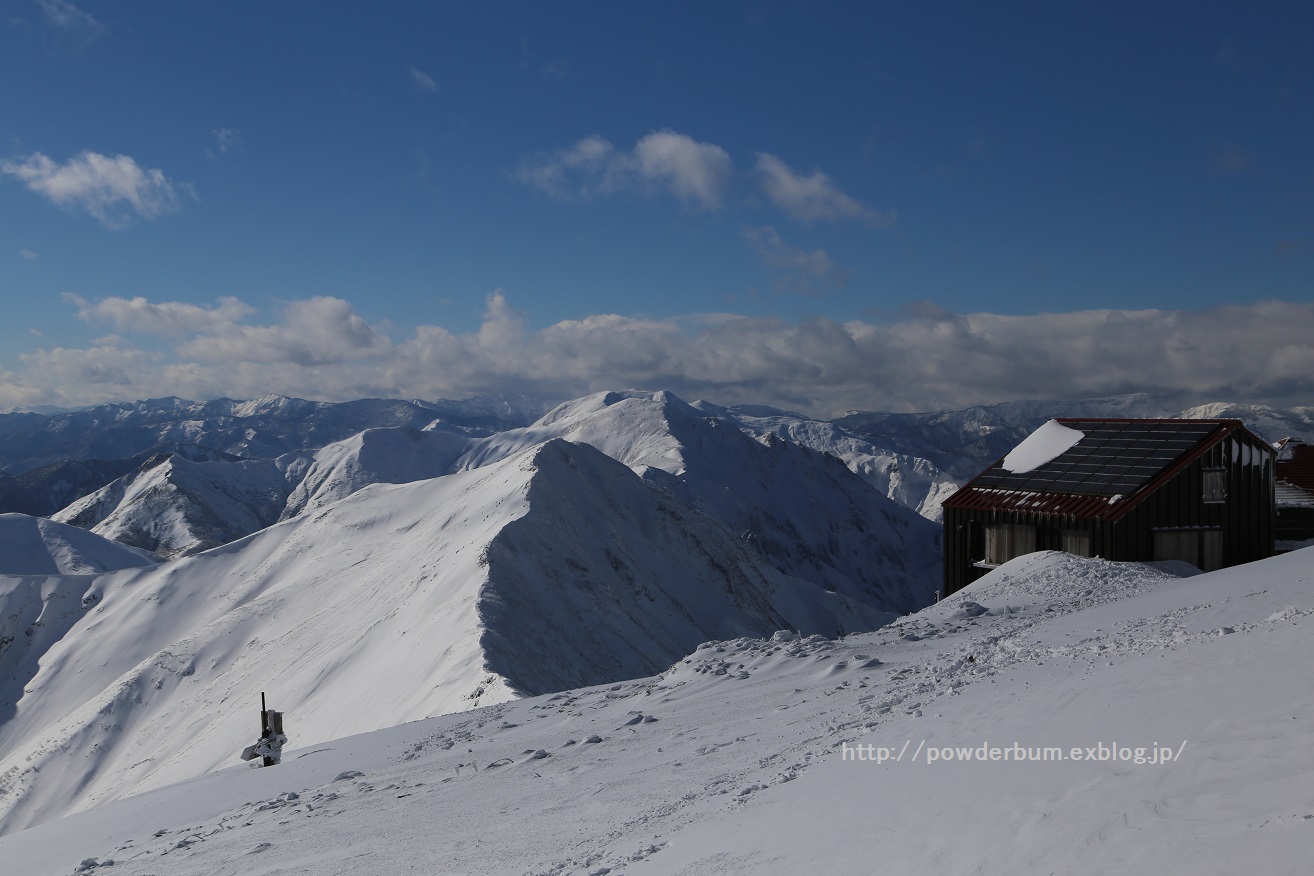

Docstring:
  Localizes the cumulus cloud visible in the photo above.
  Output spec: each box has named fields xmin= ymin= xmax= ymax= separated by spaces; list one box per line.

xmin=754 ymin=153 xmax=894 ymax=226
xmin=4 ymin=294 xmax=1311 ymax=416
xmin=409 ymin=66 xmax=438 ymax=93
xmin=513 ymin=130 xmax=732 ymax=209
xmin=742 ymin=225 xmax=849 ymax=295
xmin=175 ymin=297 xmax=394 ymax=365
xmin=67 ymin=294 xmax=254 ymax=335
xmin=0 ymin=151 xmax=183 ymax=228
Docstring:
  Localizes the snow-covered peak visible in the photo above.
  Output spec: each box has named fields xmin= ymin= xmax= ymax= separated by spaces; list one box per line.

xmin=459 ymin=390 xmax=701 ymax=475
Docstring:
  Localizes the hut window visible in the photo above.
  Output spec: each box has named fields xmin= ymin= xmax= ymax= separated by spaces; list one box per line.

xmin=984 ymin=523 xmax=1036 ymax=565
xmin=1203 ymin=469 xmax=1226 ymax=503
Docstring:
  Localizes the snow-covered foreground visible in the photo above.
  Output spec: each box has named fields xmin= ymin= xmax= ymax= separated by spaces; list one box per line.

xmin=3 ymin=548 xmax=1310 ymax=875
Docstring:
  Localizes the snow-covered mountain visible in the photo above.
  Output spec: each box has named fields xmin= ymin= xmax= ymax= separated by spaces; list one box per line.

xmin=2 ymin=547 xmax=1309 ymax=874
xmin=0 ymin=439 xmax=893 ymax=834
xmin=280 ymin=426 xmax=470 ymax=519
xmin=0 ymin=444 xmax=241 ymax=518
xmin=1180 ymin=401 xmax=1314 ymax=444
xmin=695 ymin=400 xmax=960 ymax=521
xmin=51 ymin=453 xmax=307 ymax=558
xmin=458 ymin=391 xmax=941 ymax=613
xmin=0 ymin=514 xmax=157 ymax=575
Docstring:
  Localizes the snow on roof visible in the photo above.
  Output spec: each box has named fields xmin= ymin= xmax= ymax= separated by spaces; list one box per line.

xmin=1276 ymin=481 xmax=1314 ymax=509
xmin=1001 ymin=419 xmax=1084 ymax=474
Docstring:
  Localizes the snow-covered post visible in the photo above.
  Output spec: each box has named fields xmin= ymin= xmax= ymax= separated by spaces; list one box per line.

xmin=240 ymin=692 xmax=288 ymax=766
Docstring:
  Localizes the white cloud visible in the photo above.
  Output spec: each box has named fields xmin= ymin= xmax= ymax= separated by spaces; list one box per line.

xmin=68 ymin=294 xmax=254 ymax=335
xmin=511 ymin=136 xmax=618 ymax=200
xmin=4 ymin=295 xmax=1312 ymax=417
xmin=754 ymin=153 xmax=893 ymax=226
xmin=35 ymin=0 xmax=103 ymax=42
xmin=175 ymin=297 xmax=394 ymax=365
xmin=631 ymin=131 xmax=733 ymax=209
xmin=742 ymin=225 xmax=848 ymax=295
xmin=0 ymin=151 xmax=183 ymax=228
xmin=18 ymin=249 xmax=38 ymax=260
xmin=211 ymin=128 xmax=242 ymax=156
xmin=409 ymin=66 xmax=438 ymax=93
xmin=514 ymin=130 xmax=732 ymax=210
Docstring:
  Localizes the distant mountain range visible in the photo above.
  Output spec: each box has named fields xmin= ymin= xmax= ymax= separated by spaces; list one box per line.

xmin=3 ymin=392 xmax=1311 ymax=544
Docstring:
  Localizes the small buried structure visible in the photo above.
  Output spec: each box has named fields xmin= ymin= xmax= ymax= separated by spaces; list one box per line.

xmin=1275 ymin=438 xmax=1314 ymax=552
xmin=943 ymin=419 xmax=1275 ymax=596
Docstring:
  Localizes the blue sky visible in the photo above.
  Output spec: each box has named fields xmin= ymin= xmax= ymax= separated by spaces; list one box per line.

xmin=1 ymin=1 xmax=1311 ymax=415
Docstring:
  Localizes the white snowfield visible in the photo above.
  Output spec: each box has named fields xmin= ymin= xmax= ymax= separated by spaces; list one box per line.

xmin=0 ymin=437 xmax=915 ymax=835
xmin=0 ymin=548 xmax=1309 ymax=875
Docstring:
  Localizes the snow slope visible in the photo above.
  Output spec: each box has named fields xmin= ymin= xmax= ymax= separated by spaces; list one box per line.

xmin=0 ymin=514 xmax=156 ymax=575
xmin=0 ymin=440 xmax=883 ymax=834
xmin=280 ymin=426 xmax=469 ymax=519
xmin=51 ymin=454 xmax=305 ymax=558
xmin=3 ymin=548 xmax=1309 ymax=874
xmin=460 ymin=391 xmax=941 ymax=613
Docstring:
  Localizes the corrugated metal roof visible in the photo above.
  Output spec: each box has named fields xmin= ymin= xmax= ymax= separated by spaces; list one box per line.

xmin=944 ymin=418 xmax=1268 ymax=521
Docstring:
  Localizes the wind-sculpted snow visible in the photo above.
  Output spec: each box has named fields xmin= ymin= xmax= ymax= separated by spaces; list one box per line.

xmin=0 ymin=440 xmax=889 ymax=834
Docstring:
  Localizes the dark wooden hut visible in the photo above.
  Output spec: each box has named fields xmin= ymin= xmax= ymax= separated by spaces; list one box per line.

xmin=1275 ymin=438 xmax=1314 ymax=551
xmin=942 ymin=419 xmax=1275 ymax=596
